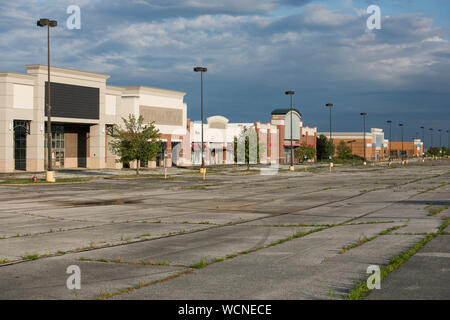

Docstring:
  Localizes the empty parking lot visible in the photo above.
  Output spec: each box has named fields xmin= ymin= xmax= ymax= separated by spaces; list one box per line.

xmin=0 ymin=161 xmax=449 ymax=300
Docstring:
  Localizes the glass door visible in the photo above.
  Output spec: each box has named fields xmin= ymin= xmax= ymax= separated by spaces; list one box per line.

xmin=45 ymin=125 xmax=65 ymax=169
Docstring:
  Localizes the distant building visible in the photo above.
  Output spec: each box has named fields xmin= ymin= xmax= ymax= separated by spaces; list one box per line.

xmin=271 ymin=109 xmax=317 ymax=164
xmin=189 ymin=116 xmax=279 ymax=166
xmin=318 ymin=129 xmax=388 ymax=160
xmin=318 ymin=129 xmax=424 ymax=160
xmin=390 ymin=139 xmax=424 ymax=159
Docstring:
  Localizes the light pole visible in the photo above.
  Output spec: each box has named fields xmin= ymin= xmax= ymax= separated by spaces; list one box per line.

xmin=285 ymin=91 xmax=295 ymax=171
xmin=429 ymin=128 xmax=434 ymax=148
xmin=194 ymin=67 xmax=207 ymax=174
xmin=420 ymin=126 xmax=425 ymax=157
xmin=37 ymin=18 xmax=57 ymax=182
xmin=399 ymin=123 xmax=404 ymax=162
xmin=438 ymin=129 xmax=442 ymax=154
xmin=387 ymin=120 xmax=392 ymax=161
xmin=326 ymin=104 xmax=333 ymax=163
xmin=360 ymin=113 xmax=367 ymax=164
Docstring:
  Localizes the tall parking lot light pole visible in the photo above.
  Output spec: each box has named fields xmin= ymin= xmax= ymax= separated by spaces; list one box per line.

xmin=194 ymin=67 xmax=207 ymax=172
xmin=360 ymin=113 xmax=367 ymax=164
xmin=420 ymin=126 xmax=425 ymax=157
xmin=285 ymin=91 xmax=295 ymax=171
xmin=399 ymin=123 xmax=404 ymax=162
xmin=429 ymin=128 xmax=434 ymax=148
xmin=326 ymin=104 xmax=333 ymax=163
xmin=37 ymin=18 xmax=57 ymax=182
xmin=387 ymin=120 xmax=392 ymax=161
xmin=438 ymin=129 xmax=442 ymax=153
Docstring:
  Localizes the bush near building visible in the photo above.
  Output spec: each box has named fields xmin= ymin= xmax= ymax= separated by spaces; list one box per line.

xmin=294 ymin=142 xmax=316 ymax=163
xmin=336 ymin=140 xmax=353 ymax=159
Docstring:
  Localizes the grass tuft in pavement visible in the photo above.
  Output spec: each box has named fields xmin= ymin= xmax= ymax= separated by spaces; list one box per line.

xmin=427 ymin=206 xmax=448 ymax=217
xmin=21 ymin=252 xmax=40 ymax=261
xmin=191 ymin=258 xmax=210 ymax=269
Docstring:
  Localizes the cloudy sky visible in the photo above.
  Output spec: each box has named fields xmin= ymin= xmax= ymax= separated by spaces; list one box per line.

xmin=1 ymin=0 xmax=449 ymax=146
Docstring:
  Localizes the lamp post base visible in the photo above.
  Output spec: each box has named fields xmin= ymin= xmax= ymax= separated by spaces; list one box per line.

xmin=46 ymin=171 xmax=55 ymax=183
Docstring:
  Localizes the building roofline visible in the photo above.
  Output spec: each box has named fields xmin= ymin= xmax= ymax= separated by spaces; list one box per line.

xmin=122 ymin=86 xmax=186 ymax=97
xmin=271 ymin=108 xmax=302 ymax=117
xmin=0 ymin=72 xmax=35 ymax=80
xmin=106 ymin=85 xmax=124 ymax=92
xmin=26 ymin=65 xmax=111 ymax=80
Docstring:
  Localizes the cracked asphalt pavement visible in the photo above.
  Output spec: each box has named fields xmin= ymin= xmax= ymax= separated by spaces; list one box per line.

xmin=0 ymin=161 xmax=449 ymax=300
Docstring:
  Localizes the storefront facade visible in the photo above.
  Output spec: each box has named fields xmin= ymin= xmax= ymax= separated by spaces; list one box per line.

xmin=0 ymin=65 xmax=188 ymax=173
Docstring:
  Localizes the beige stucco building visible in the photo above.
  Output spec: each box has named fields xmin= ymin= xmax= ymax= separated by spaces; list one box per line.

xmin=0 ymin=65 xmax=189 ymax=173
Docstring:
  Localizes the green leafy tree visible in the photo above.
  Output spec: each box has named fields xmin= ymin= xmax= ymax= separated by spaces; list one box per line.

xmin=316 ymin=135 xmax=335 ymax=161
xmin=110 ymin=114 xmax=162 ymax=175
xmin=294 ymin=142 xmax=317 ymax=163
xmin=426 ymin=147 xmax=441 ymax=157
xmin=336 ymin=140 xmax=353 ymax=159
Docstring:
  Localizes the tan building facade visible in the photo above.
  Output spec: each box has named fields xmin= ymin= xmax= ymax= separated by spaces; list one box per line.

xmin=0 ymin=65 xmax=188 ymax=173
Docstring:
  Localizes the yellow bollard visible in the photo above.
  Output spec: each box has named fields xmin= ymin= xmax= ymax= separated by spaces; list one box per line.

xmin=289 ymin=166 xmax=295 ymax=171
xmin=203 ymin=168 xmax=206 ymax=181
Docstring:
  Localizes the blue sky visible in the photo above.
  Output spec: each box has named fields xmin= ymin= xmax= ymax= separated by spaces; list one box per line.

xmin=1 ymin=0 xmax=449 ymax=146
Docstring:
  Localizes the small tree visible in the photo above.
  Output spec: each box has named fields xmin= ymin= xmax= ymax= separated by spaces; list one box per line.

xmin=294 ymin=142 xmax=316 ymax=163
xmin=237 ymin=126 xmax=266 ymax=169
xmin=110 ymin=114 xmax=162 ymax=175
xmin=336 ymin=141 xmax=352 ymax=159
